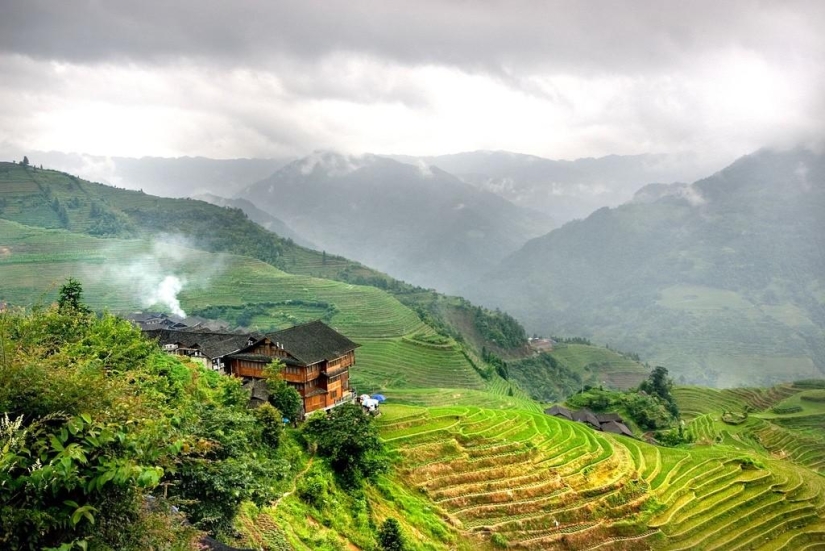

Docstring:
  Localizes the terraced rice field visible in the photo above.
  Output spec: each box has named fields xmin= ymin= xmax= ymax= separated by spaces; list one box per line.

xmin=0 ymin=220 xmax=487 ymax=398
xmin=386 ymin=388 xmax=543 ymax=413
xmin=549 ymin=344 xmax=648 ymax=390
xmin=673 ymin=387 xmax=750 ymax=420
xmin=675 ymin=384 xmax=802 ymax=419
xmin=724 ymin=385 xmax=801 ymax=411
xmin=352 ymin=338 xmax=484 ymax=392
xmin=379 ymin=404 xmax=825 ymax=550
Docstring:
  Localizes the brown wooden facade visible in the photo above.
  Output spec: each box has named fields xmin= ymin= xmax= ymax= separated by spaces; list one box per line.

xmin=226 ymin=328 xmax=358 ymax=416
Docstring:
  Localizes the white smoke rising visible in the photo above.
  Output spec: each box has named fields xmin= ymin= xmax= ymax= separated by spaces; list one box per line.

xmin=145 ymin=275 xmax=186 ymax=317
xmin=88 ymin=234 xmax=228 ymax=317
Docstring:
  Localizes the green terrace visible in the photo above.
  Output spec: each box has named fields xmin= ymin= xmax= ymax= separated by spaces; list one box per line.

xmin=377 ymin=403 xmax=825 ymax=550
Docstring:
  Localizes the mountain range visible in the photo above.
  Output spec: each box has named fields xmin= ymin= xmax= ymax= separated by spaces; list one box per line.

xmin=467 ymin=148 xmax=825 ymax=387
xmin=390 ymin=150 xmax=718 ymax=223
xmin=236 ymin=151 xmax=556 ymax=293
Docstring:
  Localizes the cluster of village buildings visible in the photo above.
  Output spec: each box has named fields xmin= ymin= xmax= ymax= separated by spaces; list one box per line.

xmin=130 ymin=313 xmax=359 ymax=417
xmin=545 ymin=405 xmax=633 ymax=436
xmin=130 ymin=314 xmax=631 ymax=436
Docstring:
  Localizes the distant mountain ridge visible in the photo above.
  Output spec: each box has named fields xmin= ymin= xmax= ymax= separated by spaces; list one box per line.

xmin=237 ymin=151 xmax=556 ymax=293
xmin=467 ymin=148 xmax=825 ymax=387
xmin=191 ymin=192 xmax=316 ymax=248
xmin=389 ymin=150 xmax=719 ymax=223
xmin=1 ymin=150 xmax=290 ymax=198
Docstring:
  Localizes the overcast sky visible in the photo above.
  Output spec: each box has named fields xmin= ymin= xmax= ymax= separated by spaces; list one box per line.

xmin=1 ymin=0 xmax=823 ymax=166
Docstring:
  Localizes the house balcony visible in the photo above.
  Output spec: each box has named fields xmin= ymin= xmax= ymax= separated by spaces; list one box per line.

xmin=333 ymin=390 xmax=355 ymax=407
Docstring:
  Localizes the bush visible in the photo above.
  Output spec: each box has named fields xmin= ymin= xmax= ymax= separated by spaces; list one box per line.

xmin=296 ymin=468 xmax=330 ymax=509
xmin=0 ymin=303 xmax=294 ymax=547
xmin=302 ymin=403 xmax=389 ymax=488
xmin=253 ymin=402 xmax=284 ymax=448
xmin=378 ymin=518 xmax=405 ymax=551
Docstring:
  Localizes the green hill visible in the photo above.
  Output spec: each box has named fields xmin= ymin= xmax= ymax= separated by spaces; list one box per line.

xmin=5 ymin=161 xmax=825 ymax=550
xmin=0 ymin=160 xmax=550 ymax=395
xmin=468 ymin=148 xmax=825 ymax=387
xmin=0 ymin=218 xmax=489 ymax=396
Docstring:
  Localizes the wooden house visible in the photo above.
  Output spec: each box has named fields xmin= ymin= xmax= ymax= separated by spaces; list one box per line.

xmin=143 ymin=328 xmax=258 ymax=371
xmin=225 ymin=320 xmax=360 ymax=416
xmin=145 ymin=320 xmax=359 ymax=417
xmin=544 ymin=405 xmax=573 ymax=420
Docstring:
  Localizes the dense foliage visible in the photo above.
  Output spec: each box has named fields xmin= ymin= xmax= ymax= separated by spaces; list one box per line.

xmin=639 ymin=366 xmax=679 ymax=417
xmin=378 ymin=518 xmax=406 ymax=551
xmin=302 ymin=403 xmax=389 ymax=488
xmin=567 ymin=388 xmax=676 ymax=431
xmin=469 ymin=306 xmax=527 ymax=349
xmin=0 ymin=300 xmax=295 ymax=549
xmin=508 ymin=352 xmax=583 ymax=402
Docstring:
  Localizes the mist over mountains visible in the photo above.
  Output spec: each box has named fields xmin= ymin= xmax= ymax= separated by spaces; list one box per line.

xmin=0 ymin=150 xmax=290 ymax=198
xmin=465 ymin=148 xmax=825 ymax=387
xmin=390 ymin=150 xmax=719 ymax=223
xmin=237 ymin=151 xmax=556 ymax=293
xmin=191 ymin=192 xmax=315 ymax=248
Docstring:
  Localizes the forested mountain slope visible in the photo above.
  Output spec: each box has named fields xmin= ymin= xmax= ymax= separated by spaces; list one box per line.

xmin=468 ymin=148 xmax=825 ymax=387
xmin=391 ymin=150 xmax=714 ymax=223
xmin=237 ymin=151 xmax=555 ymax=293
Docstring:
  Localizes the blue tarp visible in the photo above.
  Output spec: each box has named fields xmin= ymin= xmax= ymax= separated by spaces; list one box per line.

xmin=371 ymin=394 xmax=386 ymax=402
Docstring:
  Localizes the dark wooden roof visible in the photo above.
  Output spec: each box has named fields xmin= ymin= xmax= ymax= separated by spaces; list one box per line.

xmin=572 ymin=408 xmax=601 ymax=429
xmin=144 ymin=329 xmax=260 ymax=359
xmin=267 ymin=320 xmax=359 ymax=365
xmin=596 ymin=413 xmax=624 ymax=424
xmin=544 ymin=405 xmax=573 ymax=420
xmin=601 ymin=421 xmax=633 ymax=437
xmin=242 ymin=379 xmax=269 ymax=402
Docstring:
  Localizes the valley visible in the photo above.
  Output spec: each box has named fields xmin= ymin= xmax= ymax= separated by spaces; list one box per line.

xmin=1 ymin=158 xmax=825 ymax=550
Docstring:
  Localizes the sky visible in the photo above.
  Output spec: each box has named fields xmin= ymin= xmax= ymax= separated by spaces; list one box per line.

xmin=1 ymin=0 xmax=824 ymax=167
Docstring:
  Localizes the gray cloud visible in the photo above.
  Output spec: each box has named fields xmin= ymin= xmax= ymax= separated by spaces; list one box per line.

xmin=0 ymin=1 xmax=823 ymax=165
xmin=2 ymin=1 xmax=823 ymax=75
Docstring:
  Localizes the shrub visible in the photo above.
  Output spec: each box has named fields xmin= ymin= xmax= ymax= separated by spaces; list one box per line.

xmin=302 ymin=403 xmax=389 ymax=488
xmin=378 ymin=518 xmax=405 ymax=551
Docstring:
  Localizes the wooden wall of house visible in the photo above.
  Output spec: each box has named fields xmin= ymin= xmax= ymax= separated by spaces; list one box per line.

xmin=326 ymin=351 xmax=355 ymax=372
xmin=305 ymin=393 xmax=325 ymax=413
xmin=231 ymin=360 xmax=267 ymax=378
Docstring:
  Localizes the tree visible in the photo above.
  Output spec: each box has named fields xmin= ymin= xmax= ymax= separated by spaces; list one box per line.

xmin=378 ymin=518 xmax=405 ymax=551
xmin=640 ymin=365 xmax=679 ymax=418
xmin=21 ymin=155 xmax=29 ymax=167
xmin=57 ymin=277 xmax=90 ymax=314
xmin=264 ymin=361 xmax=303 ymax=422
xmin=640 ymin=366 xmax=670 ymax=400
xmin=302 ymin=403 xmax=388 ymax=487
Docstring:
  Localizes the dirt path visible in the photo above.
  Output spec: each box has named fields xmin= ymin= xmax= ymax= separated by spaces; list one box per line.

xmin=272 ymin=456 xmax=314 ymax=509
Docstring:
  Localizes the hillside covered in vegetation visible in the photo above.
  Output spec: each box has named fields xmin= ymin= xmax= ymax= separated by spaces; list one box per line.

xmin=469 ymin=148 xmax=825 ymax=387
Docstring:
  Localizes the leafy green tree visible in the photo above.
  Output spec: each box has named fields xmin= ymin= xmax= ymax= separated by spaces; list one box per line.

xmin=640 ymin=366 xmax=679 ymax=417
xmin=57 ymin=277 xmax=90 ymax=314
xmin=252 ymin=402 xmax=284 ymax=448
xmin=21 ymin=155 xmax=29 ymax=167
xmin=0 ymin=306 xmax=293 ymax=547
xmin=302 ymin=403 xmax=388 ymax=487
xmin=264 ymin=362 xmax=304 ymax=422
xmin=378 ymin=517 xmax=405 ymax=551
